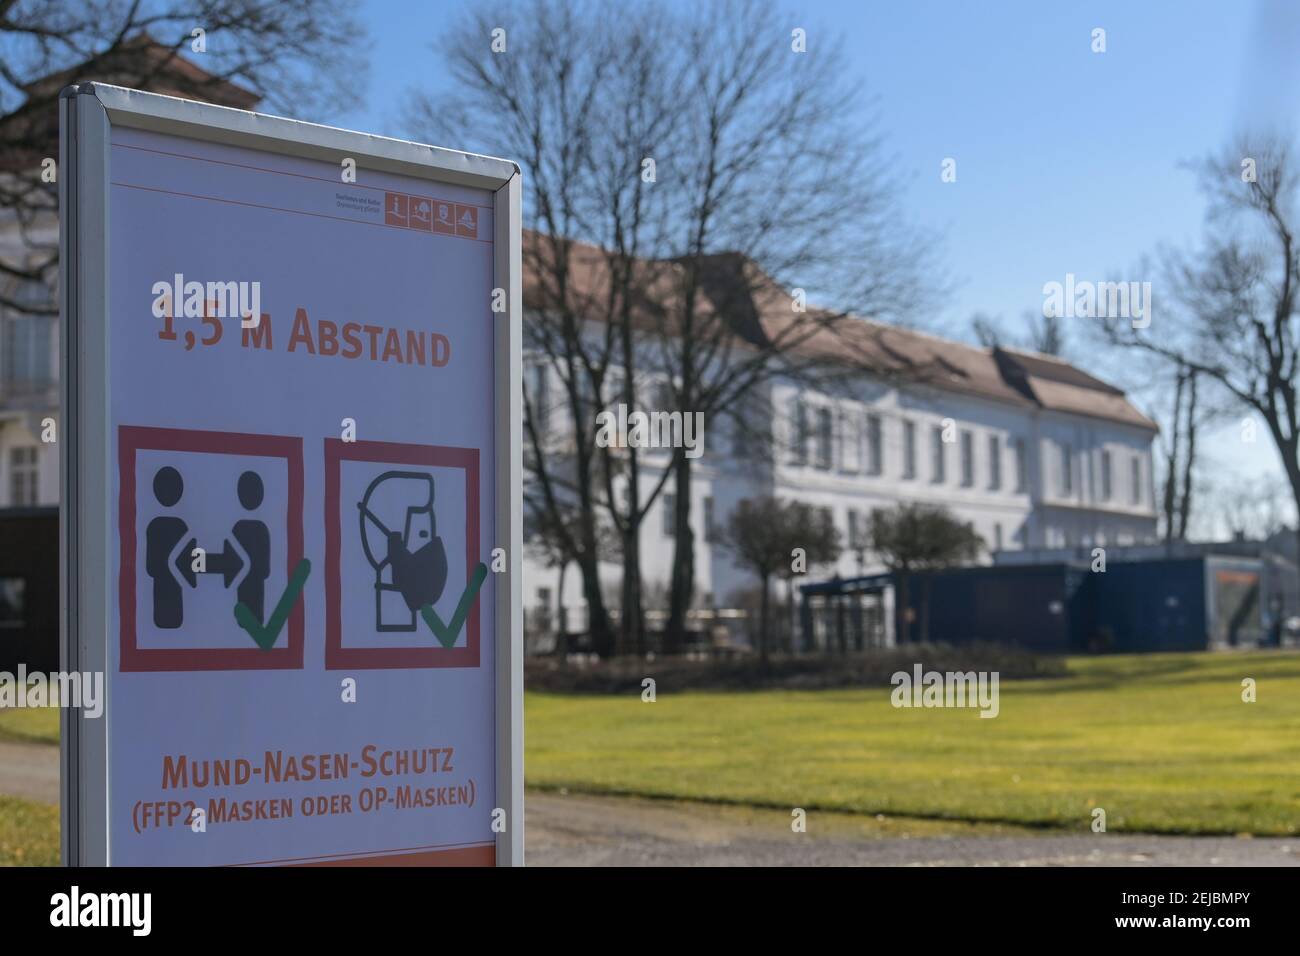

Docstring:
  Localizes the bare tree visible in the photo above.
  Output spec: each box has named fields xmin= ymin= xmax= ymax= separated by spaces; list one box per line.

xmin=416 ymin=0 xmax=936 ymax=656
xmin=1093 ymin=281 xmax=1226 ymax=541
xmin=1103 ymin=135 xmax=1300 ymax=566
xmin=580 ymin=16 xmax=682 ymax=657
xmin=644 ymin=0 xmax=937 ymax=647
xmin=1155 ymin=363 xmax=1227 ymax=541
xmin=411 ymin=0 xmax=690 ymax=657
xmin=0 ymin=0 xmax=365 ymax=315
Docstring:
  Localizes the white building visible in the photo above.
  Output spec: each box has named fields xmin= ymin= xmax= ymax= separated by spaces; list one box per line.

xmin=520 ymin=249 xmax=1159 ymax=644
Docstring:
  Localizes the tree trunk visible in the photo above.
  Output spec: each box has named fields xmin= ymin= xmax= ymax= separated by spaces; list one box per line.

xmin=1163 ymin=370 xmax=1186 ymax=542
xmin=578 ymin=549 xmax=614 ymax=658
xmin=620 ymin=525 xmax=644 ymax=658
xmin=1177 ymin=371 xmax=1198 ymax=540
xmin=618 ymin=285 xmax=647 ymax=659
xmin=664 ymin=456 xmax=695 ymax=651
xmin=758 ymin=572 xmax=770 ymax=666
xmin=1289 ymin=473 xmax=1300 ymax=622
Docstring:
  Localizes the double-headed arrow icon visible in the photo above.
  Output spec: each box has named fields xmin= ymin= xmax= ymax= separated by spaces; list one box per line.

xmin=176 ymin=537 xmax=244 ymax=589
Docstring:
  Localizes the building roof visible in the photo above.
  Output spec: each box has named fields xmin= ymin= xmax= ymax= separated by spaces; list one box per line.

xmin=523 ymin=231 xmax=1157 ymax=432
xmin=0 ymin=34 xmax=261 ymax=172
xmin=992 ymin=346 xmax=1157 ymax=430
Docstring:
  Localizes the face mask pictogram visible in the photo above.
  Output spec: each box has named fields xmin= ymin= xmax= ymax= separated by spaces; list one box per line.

xmin=357 ymin=471 xmax=448 ymax=631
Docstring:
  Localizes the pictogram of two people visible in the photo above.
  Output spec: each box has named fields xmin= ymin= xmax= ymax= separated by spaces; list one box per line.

xmin=145 ymin=466 xmax=270 ymax=628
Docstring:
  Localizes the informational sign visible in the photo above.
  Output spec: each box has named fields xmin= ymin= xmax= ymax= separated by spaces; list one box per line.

xmin=59 ymin=84 xmax=522 ymax=865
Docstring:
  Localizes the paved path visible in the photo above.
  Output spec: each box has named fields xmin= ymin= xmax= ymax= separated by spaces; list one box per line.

xmin=4 ymin=746 xmax=1296 ymax=866
xmin=0 ymin=740 xmax=59 ymax=804
xmin=524 ymin=791 xmax=1300 ymax=867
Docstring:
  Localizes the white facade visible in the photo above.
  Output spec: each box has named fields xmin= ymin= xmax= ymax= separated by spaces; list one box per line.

xmin=520 ymin=334 xmax=1160 ymax=633
xmin=0 ymin=201 xmax=59 ymax=510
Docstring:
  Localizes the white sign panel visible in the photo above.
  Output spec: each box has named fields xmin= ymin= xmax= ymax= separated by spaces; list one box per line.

xmin=60 ymin=84 xmax=522 ymax=866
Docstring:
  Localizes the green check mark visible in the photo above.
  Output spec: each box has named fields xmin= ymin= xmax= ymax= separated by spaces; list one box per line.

xmin=234 ymin=558 xmax=312 ymax=651
xmin=420 ymin=563 xmax=489 ymax=649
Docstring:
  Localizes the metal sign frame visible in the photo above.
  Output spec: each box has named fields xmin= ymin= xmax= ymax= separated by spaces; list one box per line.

xmin=58 ymin=82 xmax=523 ymax=866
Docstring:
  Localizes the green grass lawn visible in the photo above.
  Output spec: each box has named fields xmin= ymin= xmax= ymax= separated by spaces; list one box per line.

xmin=0 ymin=708 xmax=60 ymax=865
xmin=526 ymin=650 xmax=1300 ymax=835
xmin=3 ymin=650 xmax=1298 ymax=866
xmin=0 ymin=796 xmax=58 ymax=866
xmin=0 ymin=706 xmax=60 ymax=746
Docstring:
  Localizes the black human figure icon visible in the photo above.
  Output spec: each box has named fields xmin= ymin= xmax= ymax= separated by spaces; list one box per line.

xmin=145 ymin=466 xmax=188 ymax=629
xmin=232 ymin=471 xmax=270 ymax=624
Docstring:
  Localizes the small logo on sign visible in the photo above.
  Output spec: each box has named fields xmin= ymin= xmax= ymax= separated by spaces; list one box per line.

xmin=384 ymin=192 xmax=408 ymax=227
xmin=408 ymin=196 xmax=433 ymax=232
xmin=454 ymin=204 xmax=478 ymax=237
xmin=432 ymin=201 xmax=455 ymax=235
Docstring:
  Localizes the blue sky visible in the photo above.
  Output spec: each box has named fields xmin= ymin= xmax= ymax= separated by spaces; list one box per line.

xmin=318 ymin=0 xmax=1300 ymax=524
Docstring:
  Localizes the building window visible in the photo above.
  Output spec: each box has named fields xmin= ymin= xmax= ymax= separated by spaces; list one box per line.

xmin=903 ymin=420 xmax=916 ymax=479
xmin=847 ymin=509 xmax=860 ymax=550
xmin=815 ymin=407 xmax=833 ymax=469
xmin=662 ymin=493 xmax=675 ymax=538
xmin=834 ymin=411 xmax=855 ymax=472
xmin=1013 ymin=437 xmax=1028 ymax=492
xmin=1060 ymin=443 xmax=1073 ymax=496
xmin=8 ymin=446 xmax=38 ymax=506
xmin=931 ymin=425 xmax=946 ymax=483
xmin=841 ymin=408 xmax=860 ymax=472
xmin=1131 ymin=456 xmax=1141 ymax=504
xmin=2 ymin=315 xmax=54 ymax=391
xmin=703 ymin=496 xmax=715 ymax=542
xmin=1101 ymin=449 xmax=1112 ymax=501
xmin=866 ymin=415 xmax=883 ymax=475
xmin=994 ymin=523 xmax=1003 ymax=551
xmin=790 ymin=398 xmax=807 ymax=465
xmin=988 ymin=435 xmax=1002 ymax=490
xmin=1 ymin=278 xmax=54 ymax=392
xmin=849 ymin=411 xmax=863 ymax=472
xmin=960 ymin=430 xmax=974 ymax=487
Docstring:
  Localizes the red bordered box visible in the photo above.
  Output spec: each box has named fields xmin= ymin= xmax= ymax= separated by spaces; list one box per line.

xmin=324 ymin=438 xmax=481 ymax=670
xmin=118 ymin=425 xmax=305 ymax=672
